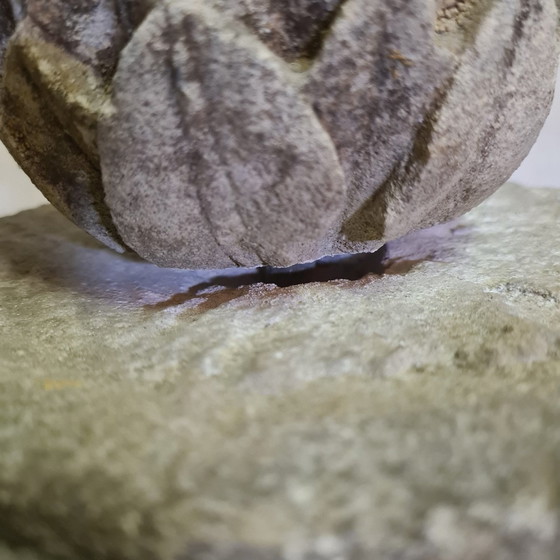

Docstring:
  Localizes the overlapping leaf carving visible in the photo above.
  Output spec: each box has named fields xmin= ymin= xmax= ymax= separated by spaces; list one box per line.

xmin=0 ymin=0 xmax=558 ymax=268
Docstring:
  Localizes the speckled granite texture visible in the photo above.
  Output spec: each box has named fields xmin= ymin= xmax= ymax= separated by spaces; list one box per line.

xmin=1 ymin=183 xmax=560 ymax=559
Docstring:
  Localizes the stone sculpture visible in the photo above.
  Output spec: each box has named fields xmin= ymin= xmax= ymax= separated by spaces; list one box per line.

xmin=0 ymin=0 xmax=558 ymax=268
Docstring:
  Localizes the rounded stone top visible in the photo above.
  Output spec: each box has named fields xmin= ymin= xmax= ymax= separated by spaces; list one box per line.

xmin=0 ymin=0 xmax=558 ymax=268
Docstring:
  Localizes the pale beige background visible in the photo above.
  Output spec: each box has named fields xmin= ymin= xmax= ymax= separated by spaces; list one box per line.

xmin=0 ymin=143 xmax=46 ymax=216
xmin=1 ymin=79 xmax=559 ymax=218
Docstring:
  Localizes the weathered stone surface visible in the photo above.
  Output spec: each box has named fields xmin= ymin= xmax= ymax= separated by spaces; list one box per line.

xmin=0 ymin=33 xmax=120 ymax=250
xmin=24 ymin=0 xmax=156 ymax=78
xmin=1 ymin=0 xmax=558 ymax=268
xmin=99 ymin=2 xmax=346 ymax=268
xmin=0 ymin=0 xmax=156 ymax=252
xmin=207 ymin=0 xmax=345 ymax=62
xmin=0 ymin=1 xmax=17 ymax=72
xmin=371 ymin=0 xmax=560 ymax=240
xmin=304 ymin=0 xmax=455 ymax=249
xmin=2 ymin=183 xmax=560 ymax=559
xmin=312 ymin=0 xmax=560 ymax=246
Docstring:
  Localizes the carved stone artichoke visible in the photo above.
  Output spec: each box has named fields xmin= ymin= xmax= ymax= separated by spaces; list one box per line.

xmin=1 ymin=1 xmax=558 ymax=268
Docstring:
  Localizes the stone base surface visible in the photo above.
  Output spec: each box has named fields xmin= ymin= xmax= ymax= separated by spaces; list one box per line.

xmin=1 ymin=183 xmax=560 ymax=559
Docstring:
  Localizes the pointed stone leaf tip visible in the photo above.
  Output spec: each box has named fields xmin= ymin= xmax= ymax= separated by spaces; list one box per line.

xmin=0 ymin=0 xmax=558 ymax=268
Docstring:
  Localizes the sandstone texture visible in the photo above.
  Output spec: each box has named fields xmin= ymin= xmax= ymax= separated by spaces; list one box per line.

xmin=1 ymin=1 xmax=559 ymax=268
xmin=1 ymin=183 xmax=560 ymax=559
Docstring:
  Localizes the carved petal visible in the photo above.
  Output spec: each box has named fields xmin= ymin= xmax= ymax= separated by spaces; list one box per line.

xmin=0 ymin=0 xmax=24 ymax=75
xmin=99 ymin=2 xmax=346 ymax=268
xmin=305 ymin=0 xmax=455 ymax=250
xmin=24 ymin=0 xmax=156 ymax=78
xmin=209 ymin=0 xmax=345 ymax=62
xmin=0 ymin=1 xmax=159 ymax=251
xmin=339 ymin=0 xmax=559 ymax=243
xmin=380 ymin=0 xmax=560 ymax=239
xmin=0 ymin=22 xmax=123 ymax=250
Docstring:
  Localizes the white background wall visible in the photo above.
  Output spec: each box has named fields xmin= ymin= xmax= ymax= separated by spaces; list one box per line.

xmin=1 ymin=80 xmax=559 ymax=218
xmin=0 ymin=142 xmax=46 ymax=216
